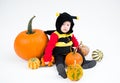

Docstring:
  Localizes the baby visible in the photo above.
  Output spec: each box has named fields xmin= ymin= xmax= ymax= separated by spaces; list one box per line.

xmin=43 ymin=12 xmax=96 ymax=78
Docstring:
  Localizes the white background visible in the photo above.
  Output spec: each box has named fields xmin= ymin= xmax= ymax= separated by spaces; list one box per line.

xmin=0 ymin=0 xmax=120 ymax=83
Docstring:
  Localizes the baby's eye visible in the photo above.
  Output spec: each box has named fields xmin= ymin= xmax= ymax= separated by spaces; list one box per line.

xmin=67 ymin=24 xmax=70 ymax=26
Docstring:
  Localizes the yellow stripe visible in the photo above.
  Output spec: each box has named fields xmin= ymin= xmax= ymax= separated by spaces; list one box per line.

xmin=55 ymin=41 xmax=73 ymax=47
xmin=54 ymin=31 xmax=73 ymax=47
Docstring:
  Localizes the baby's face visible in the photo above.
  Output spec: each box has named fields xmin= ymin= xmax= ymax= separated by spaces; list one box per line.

xmin=61 ymin=21 xmax=71 ymax=33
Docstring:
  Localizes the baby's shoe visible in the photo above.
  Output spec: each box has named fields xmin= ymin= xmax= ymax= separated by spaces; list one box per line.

xmin=82 ymin=60 xmax=96 ymax=69
xmin=57 ymin=64 xmax=67 ymax=79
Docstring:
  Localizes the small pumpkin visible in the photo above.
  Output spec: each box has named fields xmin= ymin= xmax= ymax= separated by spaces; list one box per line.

xmin=67 ymin=62 xmax=83 ymax=81
xmin=65 ymin=48 xmax=83 ymax=66
xmin=79 ymin=41 xmax=90 ymax=56
xmin=92 ymin=49 xmax=103 ymax=62
xmin=14 ymin=16 xmax=48 ymax=60
xmin=28 ymin=57 xmax=40 ymax=69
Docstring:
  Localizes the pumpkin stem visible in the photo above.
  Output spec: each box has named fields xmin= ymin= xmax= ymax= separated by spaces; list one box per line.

xmin=74 ymin=60 xmax=76 ymax=66
xmin=27 ymin=16 xmax=36 ymax=34
xmin=73 ymin=47 xmax=77 ymax=54
xmin=31 ymin=58 xmax=36 ymax=62
xmin=80 ymin=41 xmax=83 ymax=47
xmin=80 ymin=41 xmax=82 ymax=45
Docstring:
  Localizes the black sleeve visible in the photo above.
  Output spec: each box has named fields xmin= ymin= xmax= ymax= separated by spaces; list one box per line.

xmin=44 ymin=30 xmax=55 ymax=35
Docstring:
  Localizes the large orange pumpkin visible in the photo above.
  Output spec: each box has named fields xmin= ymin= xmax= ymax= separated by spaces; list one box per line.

xmin=14 ymin=16 xmax=48 ymax=60
xmin=65 ymin=48 xmax=83 ymax=66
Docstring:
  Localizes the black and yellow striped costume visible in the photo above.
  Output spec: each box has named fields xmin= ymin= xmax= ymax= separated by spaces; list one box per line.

xmin=53 ymin=31 xmax=73 ymax=56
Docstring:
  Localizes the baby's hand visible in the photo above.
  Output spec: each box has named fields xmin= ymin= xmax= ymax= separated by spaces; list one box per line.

xmin=72 ymin=47 xmax=78 ymax=52
xmin=45 ymin=62 xmax=49 ymax=65
xmin=41 ymin=56 xmax=54 ymax=67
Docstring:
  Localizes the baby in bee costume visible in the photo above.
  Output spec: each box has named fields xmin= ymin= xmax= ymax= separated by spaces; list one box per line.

xmin=43 ymin=12 xmax=97 ymax=78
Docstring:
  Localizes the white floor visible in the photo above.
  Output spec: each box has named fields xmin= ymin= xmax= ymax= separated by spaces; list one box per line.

xmin=0 ymin=0 xmax=120 ymax=83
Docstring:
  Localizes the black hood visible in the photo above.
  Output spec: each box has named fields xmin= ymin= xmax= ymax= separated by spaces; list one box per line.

xmin=55 ymin=12 xmax=74 ymax=34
